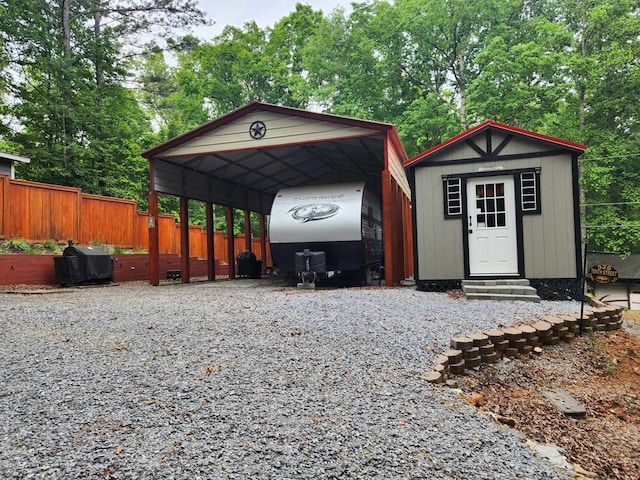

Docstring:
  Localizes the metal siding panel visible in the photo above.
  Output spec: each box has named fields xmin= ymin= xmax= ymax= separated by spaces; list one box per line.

xmin=387 ymin=143 xmax=410 ymax=195
xmin=161 ymin=111 xmax=379 ymax=157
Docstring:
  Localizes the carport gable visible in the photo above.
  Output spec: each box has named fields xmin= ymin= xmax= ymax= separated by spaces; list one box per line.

xmin=142 ymin=101 xmax=403 ymax=215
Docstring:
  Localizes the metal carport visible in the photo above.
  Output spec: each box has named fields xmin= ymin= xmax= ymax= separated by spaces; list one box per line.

xmin=141 ymin=101 xmax=413 ymax=286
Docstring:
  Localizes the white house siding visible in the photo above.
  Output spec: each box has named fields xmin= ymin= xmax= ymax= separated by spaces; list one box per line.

xmin=161 ymin=111 xmax=380 ymax=157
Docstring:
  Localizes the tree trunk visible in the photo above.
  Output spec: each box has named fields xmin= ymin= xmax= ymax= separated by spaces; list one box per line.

xmin=457 ymin=52 xmax=467 ymax=130
xmin=61 ymin=0 xmax=72 ymax=167
xmin=93 ymin=1 xmax=104 ymax=93
xmin=61 ymin=0 xmax=71 ymax=51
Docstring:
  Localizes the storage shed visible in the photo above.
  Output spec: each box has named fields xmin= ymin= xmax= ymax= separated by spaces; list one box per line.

xmin=404 ymin=120 xmax=587 ymax=299
xmin=142 ymin=101 xmax=413 ymax=286
xmin=0 ymin=152 xmax=30 ymax=179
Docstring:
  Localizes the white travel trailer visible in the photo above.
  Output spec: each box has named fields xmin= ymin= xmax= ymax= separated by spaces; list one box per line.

xmin=269 ymin=182 xmax=383 ymax=285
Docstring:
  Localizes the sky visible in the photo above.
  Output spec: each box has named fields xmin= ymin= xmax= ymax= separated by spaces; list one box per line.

xmin=194 ymin=0 xmax=354 ymax=40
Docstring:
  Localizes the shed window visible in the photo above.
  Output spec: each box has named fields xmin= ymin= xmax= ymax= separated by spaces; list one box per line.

xmin=444 ymin=178 xmax=462 ymax=218
xmin=520 ymin=171 xmax=540 ymax=214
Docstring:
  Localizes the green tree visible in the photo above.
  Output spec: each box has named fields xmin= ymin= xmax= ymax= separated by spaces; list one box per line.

xmin=563 ymin=0 xmax=640 ymax=254
xmin=0 ymin=0 xmax=206 ymax=199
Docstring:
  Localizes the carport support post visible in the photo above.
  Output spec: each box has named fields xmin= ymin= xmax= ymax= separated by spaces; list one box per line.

xmin=226 ymin=206 xmax=236 ymax=279
xmin=180 ymin=197 xmax=190 ymax=283
xmin=381 ymin=170 xmax=397 ymax=286
xmin=206 ymin=202 xmax=215 ymax=281
xmin=148 ymin=190 xmax=160 ymax=286
xmin=259 ymin=213 xmax=267 ymax=274
xmin=244 ymin=210 xmax=252 ymax=251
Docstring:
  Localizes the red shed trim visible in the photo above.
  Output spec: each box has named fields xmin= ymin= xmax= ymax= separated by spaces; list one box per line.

xmin=404 ymin=120 xmax=587 ymax=168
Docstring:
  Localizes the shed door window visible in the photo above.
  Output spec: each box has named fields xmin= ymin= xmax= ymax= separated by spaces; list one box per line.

xmin=475 ymin=181 xmax=506 ymax=228
xmin=444 ymin=178 xmax=462 ymax=217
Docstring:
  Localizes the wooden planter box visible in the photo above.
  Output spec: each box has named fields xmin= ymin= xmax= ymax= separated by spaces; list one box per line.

xmin=0 ymin=254 xmax=226 ymax=286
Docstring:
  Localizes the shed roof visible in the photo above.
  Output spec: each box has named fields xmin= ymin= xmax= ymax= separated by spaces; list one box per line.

xmin=142 ymin=101 xmax=409 ymax=214
xmin=586 ymin=253 xmax=640 ymax=280
xmin=404 ymin=120 xmax=587 ymax=168
xmin=0 ymin=152 xmax=30 ymax=164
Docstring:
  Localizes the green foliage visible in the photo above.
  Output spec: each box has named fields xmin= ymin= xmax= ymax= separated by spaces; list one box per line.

xmin=0 ymin=0 xmax=206 ymax=198
xmin=42 ymin=239 xmax=57 ymax=250
xmin=6 ymin=238 xmax=30 ymax=253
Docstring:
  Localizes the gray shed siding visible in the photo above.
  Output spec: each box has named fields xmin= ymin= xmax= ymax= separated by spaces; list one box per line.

xmin=414 ymin=136 xmax=577 ymax=280
xmin=415 ymin=165 xmax=465 ymax=278
xmin=522 ymin=155 xmax=576 ymax=278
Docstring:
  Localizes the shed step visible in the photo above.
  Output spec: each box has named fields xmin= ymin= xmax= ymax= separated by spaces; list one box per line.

xmin=462 ymin=285 xmax=539 ymax=296
xmin=465 ymin=292 xmax=541 ymax=303
xmin=461 ymin=278 xmax=540 ymax=302
xmin=462 ymin=279 xmax=530 ymax=286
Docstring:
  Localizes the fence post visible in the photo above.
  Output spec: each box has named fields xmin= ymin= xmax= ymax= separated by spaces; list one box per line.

xmin=180 ymin=197 xmax=190 ymax=283
xmin=226 ymin=206 xmax=235 ymax=279
xmin=0 ymin=175 xmax=9 ymax=238
xmin=244 ymin=210 xmax=251 ymax=251
xmin=206 ymin=202 xmax=215 ymax=281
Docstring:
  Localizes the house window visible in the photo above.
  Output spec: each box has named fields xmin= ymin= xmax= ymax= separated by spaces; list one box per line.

xmin=520 ymin=171 xmax=540 ymax=214
xmin=444 ymin=178 xmax=462 ymax=217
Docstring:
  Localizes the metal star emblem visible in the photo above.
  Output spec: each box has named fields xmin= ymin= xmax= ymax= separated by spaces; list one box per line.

xmin=249 ymin=121 xmax=266 ymax=139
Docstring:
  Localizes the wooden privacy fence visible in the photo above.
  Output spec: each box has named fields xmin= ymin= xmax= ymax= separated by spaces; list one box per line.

xmin=0 ymin=175 xmax=271 ymax=264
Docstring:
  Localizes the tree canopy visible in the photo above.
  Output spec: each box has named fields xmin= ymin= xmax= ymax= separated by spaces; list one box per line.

xmin=1 ymin=0 xmax=638 ymax=253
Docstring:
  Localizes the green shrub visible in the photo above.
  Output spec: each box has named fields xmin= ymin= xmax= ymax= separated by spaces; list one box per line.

xmin=7 ymin=238 xmax=29 ymax=252
xmin=42 ymin=239 xmax=57 ymax=250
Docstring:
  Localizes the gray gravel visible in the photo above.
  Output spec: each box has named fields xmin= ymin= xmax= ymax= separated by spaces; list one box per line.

xmin=0 ymin=280 xmax=583 ymax=479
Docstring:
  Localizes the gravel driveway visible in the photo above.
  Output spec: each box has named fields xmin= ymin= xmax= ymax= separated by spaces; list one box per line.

xmin=0 ymin=280 xmax=582 ymax=479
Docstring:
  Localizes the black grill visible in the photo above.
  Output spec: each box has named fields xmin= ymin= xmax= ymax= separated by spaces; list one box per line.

xmin=54 ymin=244 xmax=114 ymax=286
xmin=237 ymin=250 xmax=262 ymax=279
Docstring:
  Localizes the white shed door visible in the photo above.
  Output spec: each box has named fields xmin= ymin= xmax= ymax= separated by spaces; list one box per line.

xmin=467 ymin=176 xmax=518 ymax=276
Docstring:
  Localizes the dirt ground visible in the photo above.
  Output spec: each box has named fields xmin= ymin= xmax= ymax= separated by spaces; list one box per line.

xmin=457 ymin=311 xmax=640 ymax=480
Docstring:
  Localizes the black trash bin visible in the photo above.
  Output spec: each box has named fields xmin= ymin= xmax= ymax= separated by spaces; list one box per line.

xmin=237 ymin=250 xmax=262 ymax=279
xmin=54 ymin=244 xmax=114 ymax=286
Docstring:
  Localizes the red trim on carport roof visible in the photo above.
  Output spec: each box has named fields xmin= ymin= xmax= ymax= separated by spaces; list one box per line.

xmin=404 ymin=120 xmax=587 ymax=168
xmin=141 ymin=101 xmax=396 ymax=159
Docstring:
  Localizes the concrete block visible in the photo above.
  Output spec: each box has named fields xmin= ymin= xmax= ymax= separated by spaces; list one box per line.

xmin=464 ymin=347 xmax=480 ymax=359
xmin=451 ymin=337 xmax=474 ymax=351
xmin=444 ymin=349 xmax=463 ymax=363
xmin=449 ymin=360 xmax=466 ymax=374
xmin=469 ymin=332 xmax=489 ymax=346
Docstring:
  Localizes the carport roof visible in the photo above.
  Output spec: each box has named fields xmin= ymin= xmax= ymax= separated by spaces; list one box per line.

xmin=142 ymin=101 xmax=409 ymax=214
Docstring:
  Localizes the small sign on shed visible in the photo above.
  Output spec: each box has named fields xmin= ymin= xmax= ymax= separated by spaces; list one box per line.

xmin=587 ymin=264 xmax=618 ymax=284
